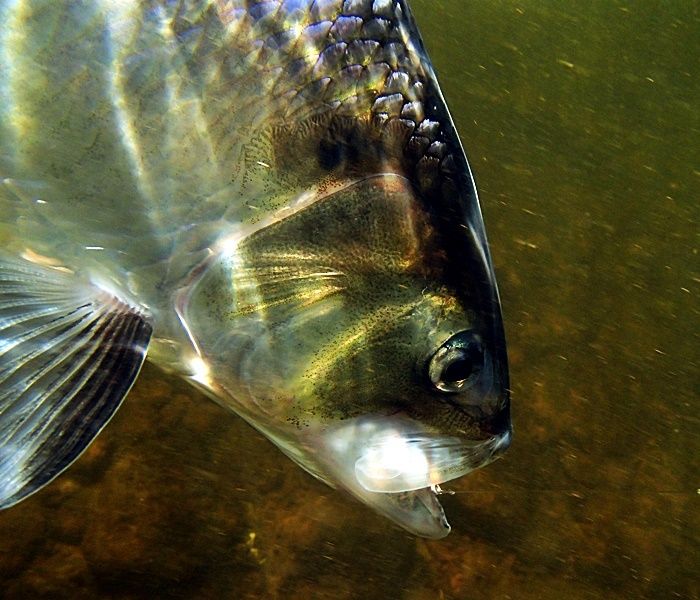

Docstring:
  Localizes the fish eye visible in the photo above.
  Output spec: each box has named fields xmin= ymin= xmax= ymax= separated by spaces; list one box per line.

xmin=428 ymin=332 xmax=484 ymax=393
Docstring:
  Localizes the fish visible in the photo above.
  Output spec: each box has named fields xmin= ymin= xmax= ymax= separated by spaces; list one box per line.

xmin=0 ymin=0 xmax=511 ymax=538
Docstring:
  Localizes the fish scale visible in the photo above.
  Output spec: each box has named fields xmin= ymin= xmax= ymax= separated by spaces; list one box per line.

xmin=227 ymin=0 xmax=452 ymax=186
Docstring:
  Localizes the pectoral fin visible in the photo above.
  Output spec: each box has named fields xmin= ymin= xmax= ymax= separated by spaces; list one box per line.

xmin=0 ymin=254 xmax=152 ymax=508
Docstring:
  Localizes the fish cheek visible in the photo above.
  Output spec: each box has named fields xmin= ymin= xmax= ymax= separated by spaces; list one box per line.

xmin=299 ymin=311 xmax=425 ymax=421
xmin=247 ymin=177 xmax=438 ymax=422
xmin=185 ymin=174 xmax=451 ymax=423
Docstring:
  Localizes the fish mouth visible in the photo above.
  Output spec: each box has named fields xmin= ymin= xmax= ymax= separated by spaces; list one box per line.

xmin=315 ymin=416 xmax=512 ymax=538
xmin=354 ymin=426 xmax=512 ymax=493
xmin=362 ymin=427 xmax=511 ymax=539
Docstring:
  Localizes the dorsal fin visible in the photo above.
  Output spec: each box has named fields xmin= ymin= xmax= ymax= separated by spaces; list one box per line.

xmin=0 ymin=254 xmax=152 ymax=508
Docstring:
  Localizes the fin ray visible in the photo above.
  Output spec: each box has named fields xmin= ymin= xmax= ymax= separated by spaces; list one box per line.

xmin=0 ymin=255 xmax=152 ymax=508
xmin=0 ymin=305 xmax=96 ymax=366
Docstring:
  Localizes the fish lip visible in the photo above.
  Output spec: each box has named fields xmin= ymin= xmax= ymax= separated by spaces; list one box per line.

xmin=486 ymin=425 xmax=513 ymax=457
xmin=431 ymin=426 xmax=512 ymax=481
xmin=405 ymin=486 xmax=452 ymax=538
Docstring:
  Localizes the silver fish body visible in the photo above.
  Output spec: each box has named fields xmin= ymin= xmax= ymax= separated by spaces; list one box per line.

xmin=0 ymin=0 xmax=511 ymax=538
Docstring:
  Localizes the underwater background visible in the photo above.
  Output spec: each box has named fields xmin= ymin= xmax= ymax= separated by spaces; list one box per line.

xmin=1 ymin=1 xmax=697 ymax=598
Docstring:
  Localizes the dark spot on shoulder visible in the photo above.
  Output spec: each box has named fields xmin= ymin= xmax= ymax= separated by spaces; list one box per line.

xmin=317 ymin=125 xmax=363 ymax=171
xmin=318 ymin=137 xmax=343 ymax=170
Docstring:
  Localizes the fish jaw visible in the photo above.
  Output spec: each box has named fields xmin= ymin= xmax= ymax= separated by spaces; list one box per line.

xmin=348 ymin=481 xmax=452 ymax=540
xmin=306 ymin=414 xmax=512 ymax=538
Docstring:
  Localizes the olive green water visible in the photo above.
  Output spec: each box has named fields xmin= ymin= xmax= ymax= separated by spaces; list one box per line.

xmin=1 ymin=1 xmax=698 ymax=598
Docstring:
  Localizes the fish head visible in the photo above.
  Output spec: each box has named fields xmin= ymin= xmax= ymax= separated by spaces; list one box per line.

xmin=173 ymin=1 xmax=511 ymax=537
xmin=183 ymin=132 xmax=510 ymax=537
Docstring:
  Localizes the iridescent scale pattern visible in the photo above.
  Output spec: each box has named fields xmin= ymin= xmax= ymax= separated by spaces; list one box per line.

xmin=199 ymin=0 xmax=456 ymax=185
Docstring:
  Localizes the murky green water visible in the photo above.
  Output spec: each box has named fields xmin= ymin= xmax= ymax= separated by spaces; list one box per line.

xmin=1 ymin=1 xmax=697 ymax=598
